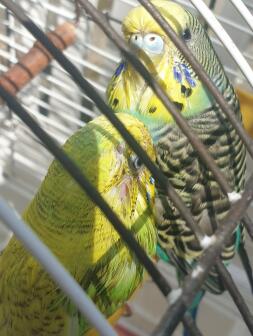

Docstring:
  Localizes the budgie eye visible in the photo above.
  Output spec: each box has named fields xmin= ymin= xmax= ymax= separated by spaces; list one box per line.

xmin=143 ymin=33 xmax=164 ymax=54
xmin=132 ymin=156 xmax=143 ymax=170
xmin=182 ymin=28 xmax=191 ymax=41
xmin=129 ymin=33 xmax=143 ymax=49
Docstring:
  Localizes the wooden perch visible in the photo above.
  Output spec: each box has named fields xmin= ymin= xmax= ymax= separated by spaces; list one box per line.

xmin=0 ymin=22 xmax=76 ymax=98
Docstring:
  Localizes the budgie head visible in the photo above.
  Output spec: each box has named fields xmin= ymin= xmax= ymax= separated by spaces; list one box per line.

xmin=26 ymin=113 xmax=156 ymax=255
xmin=107 ymin=1 xmax=228 ymax=137
xmin=84 ymin=114 xmax=156 ymax=226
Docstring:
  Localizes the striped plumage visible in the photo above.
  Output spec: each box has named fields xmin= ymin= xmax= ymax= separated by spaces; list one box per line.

xmin=107 ymin=0 xmax=247 ymax=295
xmin=155 ymin=104 xmax=245 ymax=293
xmin=0 ymin=114 xmax=156 ymax=335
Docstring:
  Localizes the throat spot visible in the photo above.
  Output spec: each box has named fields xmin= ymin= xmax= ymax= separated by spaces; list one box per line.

xmin=173 ymin=101 xmax=184 ymax=111
xmin=149 ymin=106 xmax=157 ymax=114
xmin=181 ymin=85 xmax=192 ymax=97
xmin=113 ymin=98 xmax=119 ymax=107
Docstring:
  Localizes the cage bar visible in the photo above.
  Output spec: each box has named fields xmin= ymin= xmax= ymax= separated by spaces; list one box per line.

xmin=0 ymin=0 xmax=252 ymax=335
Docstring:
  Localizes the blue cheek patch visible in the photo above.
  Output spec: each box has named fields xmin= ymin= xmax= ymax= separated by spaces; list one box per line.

xmin=173 ymin=65 xmax=183 ymax=83
xmin=146 ymin=191 xmax=151 ymax=203
xmin=146 ymin=176 xmax=155 ymax=203
xmin=150 ymin=176 xmax=155 ymax=185
xmin=180 ymin=63 xmax=196 ymax=87
xmin=114 ymin=62 xmax=125 ymax=77
xmin=173 ymin=63 xmax=196 ymax=88
xmin=185 ymin=76 xmax=196 ymax=88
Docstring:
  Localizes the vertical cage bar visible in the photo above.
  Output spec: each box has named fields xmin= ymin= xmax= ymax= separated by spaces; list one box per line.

xmin=0 ymin=199 xmax=117 ymax=336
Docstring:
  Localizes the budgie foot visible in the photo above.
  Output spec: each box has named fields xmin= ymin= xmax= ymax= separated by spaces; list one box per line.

xmin=85 ymin=306 xmax=126 ymax=336
xmin=122 ymin=303 xmax=133 ymax=317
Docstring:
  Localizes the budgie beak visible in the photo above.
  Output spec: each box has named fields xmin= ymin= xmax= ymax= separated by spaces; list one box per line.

xmin=119 ymin=177 xmax=131 ymax=201
xmin=128 ymin=34 xmax=152 ymax=67
xmin=126 ymin=35 xmax=168 ymax=84
xmin=118 ymin=176 xmax=138 ymax=220
xmin=128 ymin=32 xmax=165 ymax=61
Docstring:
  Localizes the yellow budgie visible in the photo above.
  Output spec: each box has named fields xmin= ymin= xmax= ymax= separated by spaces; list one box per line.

xmin=0 ymin=113 xmax=157 ymax=335
xmin=107 ymin=1 xmax=252 ymax=334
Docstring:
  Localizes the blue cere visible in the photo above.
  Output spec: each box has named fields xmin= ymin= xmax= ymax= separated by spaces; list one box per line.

xmin=114 ymin=62 xmax=125 ymax=77
xmin=150 ymin=176 xmax=155 ymax=185
xmin=173 ymin=65 xmax=183 ymax=83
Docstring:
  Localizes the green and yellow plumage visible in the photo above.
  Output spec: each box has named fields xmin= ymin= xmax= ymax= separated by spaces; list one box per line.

xmin=107 ymin=0 xmax=247 ymax=295
xmin=0 ymin=114 xmax=156 ymax=335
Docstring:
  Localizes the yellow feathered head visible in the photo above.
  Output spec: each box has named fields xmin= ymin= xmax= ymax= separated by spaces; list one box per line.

xmin=107 ymin=1 xmax=228 ymax=130
xmin=122 ymin=1 xmax=188 ymax=44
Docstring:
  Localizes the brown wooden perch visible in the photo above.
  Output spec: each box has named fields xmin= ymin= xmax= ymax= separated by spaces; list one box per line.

xmin=0 ymin=22 xmax=76 ymax=99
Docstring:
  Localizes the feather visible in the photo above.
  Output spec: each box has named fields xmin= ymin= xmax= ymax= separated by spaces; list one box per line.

xmin=0 ymin=114 xmax=157 ymax=335
xmin=107 ymin=0 xmax=253 ymax=331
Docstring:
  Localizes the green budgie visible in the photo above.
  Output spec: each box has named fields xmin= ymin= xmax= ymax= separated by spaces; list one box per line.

xmin=107 ymin=0 xmax=252 ymax=331
xmin=0 ymin=113 xmax=157 ymax=335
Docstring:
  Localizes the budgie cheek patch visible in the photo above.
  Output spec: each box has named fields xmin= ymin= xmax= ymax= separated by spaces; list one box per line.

xmin=149 ymin=176 xmax=155 ymax=185
xmin=173 ymin=62 xmax=196 ymax=88
xmin=146 ymin=176 xmax=155 ymax=204
xmin=146 ymin=190 xmax=152 ymax=203
xmin=114 ymin=62 xmax=125 ymax=78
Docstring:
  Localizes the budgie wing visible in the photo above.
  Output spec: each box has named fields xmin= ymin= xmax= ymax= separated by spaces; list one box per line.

xmin=155 ymin=107 xmax=245 ymax=294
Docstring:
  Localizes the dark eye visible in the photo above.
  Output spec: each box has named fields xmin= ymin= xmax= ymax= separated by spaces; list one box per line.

xmin=182 ymin=28 xmax=191 ymax=41
xmin=133 ymin=156 xmax=143 ymax=170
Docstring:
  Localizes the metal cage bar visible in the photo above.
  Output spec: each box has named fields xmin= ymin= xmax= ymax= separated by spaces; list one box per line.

xmin=152 ymin=174 xmax=253 ymax=335
xmin=0 ymin=0 xmax=252 ymax=335
xmin=229 ymin=0 xmax=253 ymax=32
xmin=0 ymin=41 xmax=200 ymax=336
xmin=0 ymin=199 xmax=117 ymax=336
xmin=190 ymin=0 xmax=253 ymax=86
xmin=75 ymin=0 xmax=253 ymax=242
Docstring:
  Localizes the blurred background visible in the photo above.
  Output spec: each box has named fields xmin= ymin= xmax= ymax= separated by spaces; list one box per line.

xmin=0 ymin=0 xmax=252 ymax=335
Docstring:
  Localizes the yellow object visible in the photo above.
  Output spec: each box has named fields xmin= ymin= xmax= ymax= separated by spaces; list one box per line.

xmin=107 ymin=0 xmax=248 ymax=296
xmin=236 ymin=88 xmax=253 ymax=138
xmin=107 ymin=0 xmax=214 ymax=127
xmin=0 ymin=113 xmax=157 ymax=335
